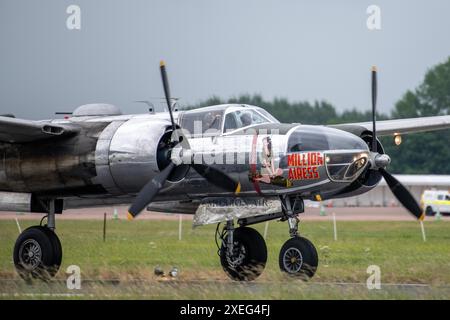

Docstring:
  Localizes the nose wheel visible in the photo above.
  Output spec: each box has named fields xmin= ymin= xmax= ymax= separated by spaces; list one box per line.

xmin=279 ymin=236 xmax=318 ymax=280
xmin=278 ymin=196 xmax=318 ymax=280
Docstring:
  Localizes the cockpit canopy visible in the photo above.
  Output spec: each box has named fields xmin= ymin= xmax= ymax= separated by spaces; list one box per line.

xmin=179 ymin=104 xmax=279 ymax=136
xmin=287 ymin=125 xmax=369 ymax=152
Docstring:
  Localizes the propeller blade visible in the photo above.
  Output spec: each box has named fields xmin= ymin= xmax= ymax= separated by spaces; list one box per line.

xmin=379 ymin=168 xmax=424 ymax=220
xmin=160 ymin=61 xmax=177 ymax=135
xmin=191 ymin=164 xmax=241 ymax=194
xmin=371 ymin=66 xmax=378 ymax=152
xmin=128 ymin=162 xmax=176 ymax=219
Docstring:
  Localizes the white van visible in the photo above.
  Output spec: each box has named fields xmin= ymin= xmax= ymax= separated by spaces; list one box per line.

xmin=421 ymin=189 xmax=450 ymax=216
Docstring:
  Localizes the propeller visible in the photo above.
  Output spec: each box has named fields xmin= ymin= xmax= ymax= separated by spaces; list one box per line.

xmin=369 ymin=66 xmax=424 ymax=221
xmin=379 ymin=168 xmax=423 ymax=219
xmin=371 ymin=66 xmax=378 ymax=153
xmin=192 ymin=164 xmax=241 ymax=192
xmin=160 ymin=61 xmax=177 ymax=136
xmin=127 ymin=61 xmax=240 ymax=220
xmin=128 ymin=162 xmax=175 ymax=218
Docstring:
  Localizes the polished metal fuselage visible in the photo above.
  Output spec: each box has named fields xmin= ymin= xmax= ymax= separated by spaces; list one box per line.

xmin=0 ymin=108 xmax=374 ymax=211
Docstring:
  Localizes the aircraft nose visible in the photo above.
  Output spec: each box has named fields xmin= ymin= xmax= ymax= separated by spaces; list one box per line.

xmin=285 ymin=125 xmax=370 ymax=182
xmin=287 ymin=125 xmax=369 ymax=152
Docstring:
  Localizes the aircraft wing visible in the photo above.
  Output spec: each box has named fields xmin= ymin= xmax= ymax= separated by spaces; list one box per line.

xmin=0 ymin=116 xmax=79 ymax=143
xmin=337 ymin=115 xmax=450 ymax=136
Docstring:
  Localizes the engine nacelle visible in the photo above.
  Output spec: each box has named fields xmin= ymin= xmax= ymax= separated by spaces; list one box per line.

xmin=93 ymin=118 xmax=172 ymax=194
xmin=329 ymin=169 xmax=382 ymax=199
xmin=0 ymin=192 xmax=63 ymax=213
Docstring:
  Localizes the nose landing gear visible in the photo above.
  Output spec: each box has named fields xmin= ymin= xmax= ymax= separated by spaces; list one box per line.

xmin=279 ymin=196 xmax=318 ymax=279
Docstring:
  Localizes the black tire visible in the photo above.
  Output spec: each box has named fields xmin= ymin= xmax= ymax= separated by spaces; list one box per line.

xmin=220 ymin=227 xmax=267 ymax=281
xmin=42 ymin=228 xmax=63 ymax=277
xmin=425 ymin=206 xmax=435 ymax=216
xmin=279 ymin=236 xmax=318 ymax=280
xmin=13 ymin=226 xmax=57 ymax=281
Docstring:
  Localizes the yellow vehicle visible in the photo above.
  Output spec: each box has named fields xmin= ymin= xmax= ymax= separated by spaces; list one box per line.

xmin=421 ymin=190 xmax=450 ymax=216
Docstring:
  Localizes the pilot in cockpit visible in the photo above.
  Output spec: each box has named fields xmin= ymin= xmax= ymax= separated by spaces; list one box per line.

xmin=203 ymin=111 xmax=222 ymax=131
xmin=240 ymin=111 xmax=253 ymax=127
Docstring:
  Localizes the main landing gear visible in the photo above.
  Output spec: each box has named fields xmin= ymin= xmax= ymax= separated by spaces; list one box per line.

xmin=217 ymin=195 xmax=318 ymax=281
xmin=218 ymin=221 xmax=268 ymax=281
xmin=13 ymin=200 xmax=62 ymax=281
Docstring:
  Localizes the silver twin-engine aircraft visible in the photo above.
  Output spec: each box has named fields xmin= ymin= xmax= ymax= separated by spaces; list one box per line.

xmin=1 ymin=62 xmax=449 ymax=281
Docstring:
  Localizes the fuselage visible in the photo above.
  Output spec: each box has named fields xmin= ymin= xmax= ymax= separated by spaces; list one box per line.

xmin=0 ymin=104 xmax=375 ymax=210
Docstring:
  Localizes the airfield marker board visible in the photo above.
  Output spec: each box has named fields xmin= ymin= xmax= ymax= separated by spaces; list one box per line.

xmin=103 ymin=213 xmax=107 ymax=242
xmin=420 ymin=221 xmax=426 ymax=242
xmin=320 ymin=203 xmax=326 ymax=216
xmin=263 ymin=221 xmax=269 ymax=239
xmin=15 ymin=217 xmax=22 ymax=234
xmin=333 ymin=212 xmax=337 ymax=241
xmin=435 ymin=208 xmax=442 ymax=221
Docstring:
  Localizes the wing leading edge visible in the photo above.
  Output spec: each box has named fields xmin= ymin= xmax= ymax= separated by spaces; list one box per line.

xmin=334 ymin=115 xmax=450 ymax=136
xmin=0 ymin=116 xmax=79 ymax=143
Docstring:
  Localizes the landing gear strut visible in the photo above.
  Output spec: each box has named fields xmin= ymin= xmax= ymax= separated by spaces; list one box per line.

xmin=13 ymin=199 xmax=63 ymax=281
xmin=218 ymin=221 xmax=267 ymax=281
xmin=287 ymin=216 xmax=299 ymax=237
xmin=279 ymin=195 xmax=318 ymax=280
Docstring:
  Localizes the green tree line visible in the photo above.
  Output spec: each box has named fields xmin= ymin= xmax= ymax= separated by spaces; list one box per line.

xmin=189 ymin=57 xmax=450 ymax=174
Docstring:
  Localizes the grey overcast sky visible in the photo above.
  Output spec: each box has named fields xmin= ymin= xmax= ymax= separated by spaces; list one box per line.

xmin=1 ymin=0 xmax=450 ymax=119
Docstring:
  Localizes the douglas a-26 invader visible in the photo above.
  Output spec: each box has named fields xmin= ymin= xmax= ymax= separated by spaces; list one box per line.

xmin=1 ymin=62 xmax=449 ymax=281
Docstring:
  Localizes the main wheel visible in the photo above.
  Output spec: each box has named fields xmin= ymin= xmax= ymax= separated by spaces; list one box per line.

xmin=279 ymin=236 xmax=318 ymax=280
xmin=42 ymin=227 xmax=63 ymax=277
xmin=220 ymin=227 xmax=267 ymax=281
xmin=13 ymin=226 xmax=62 ymax=281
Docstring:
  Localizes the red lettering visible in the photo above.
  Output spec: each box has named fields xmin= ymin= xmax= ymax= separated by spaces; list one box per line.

xmin=287 ymin=154 xmax=295 ymax=167
xmin=295 ymin=167 xmax=301 ymax=179
xmin=310 ymin=153 xmax=316 ymax=166
xmin=287 ymin=152 xmax=324 ymax=181
xmin=306 ymin=166 xmax=312 ymax=179
xmin=317 ymin=153 xmax=323 ymax=166
xmin=313 ymin=167 xmax=319 ymax=179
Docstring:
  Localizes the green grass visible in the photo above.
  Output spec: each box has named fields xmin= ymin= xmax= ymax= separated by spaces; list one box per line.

xmin=0 ymin=218 xmax=450 ymax=299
